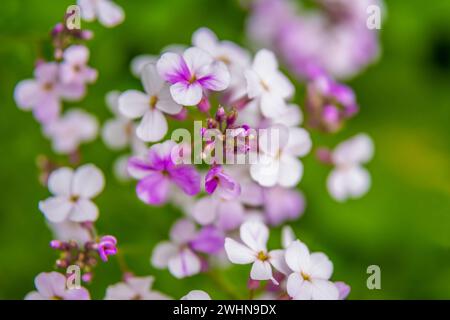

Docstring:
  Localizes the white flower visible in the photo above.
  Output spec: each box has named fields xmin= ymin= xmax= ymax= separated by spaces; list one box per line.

xmin=119 ymin=63 xmax=182 ymax=142
xmin=48 ymin=221 xmax=92 ymax=245
xmin=151 ymin=219 xmax=202 ymax=279
xmin=181 ymin=290 xmax=211 ymax=300
xmin=44 ymin=109 xmax=98 ymax=154
xmin=250 ymin=125 xmax=312 ymax=187
xmin=285 ymin=240 xmax=339 ymax=300
xmin=224 ymin=221 xmax=290 ymax=283
xmin=77 ymin=0 xmax=125 ymax=27
xmin=39 ymin=164 xmax=105 ymax=223
xmin=130 ymin=54 xmax=158 ymax=78
xmin=245 ymin=49 xmax=294 ymax=118
xmin=327 ymin=133 xmax=374 ymax=201
xmin=105 ymin=276 xmax=170 ymax=300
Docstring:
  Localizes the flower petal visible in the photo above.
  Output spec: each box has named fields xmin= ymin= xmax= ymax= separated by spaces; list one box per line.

xmin=250 ymin=260 xmax=273 ymax=281
xmin=136 ymin=172 xmax=170 ymax=205
xmin=169 ymin=165 xmax=201 ymax=196
xmin=170 ymin=82 xmax=203 ymax=106
xmin=72 ymin=164 xmax=105 ymax=198
xmin=70 ymin=199 xmax=99 ymax=222
xmin=168 ymin=248 xmax=201 ymax=278
xmin=14 ymin=79 xmax=40 ymax=110
xmin=240 ymin=220 xmax=269 ymax=252
xmin=224 ymin=238 xmax=256 ymax=264
xmin=48 ymin=167 xmax=74 ymax=196
xmin=151 ymin=241 xmax=178 ymax=268
xmin=155 ymin=86 xmax=183 ymax=115
xmin=309 ymin=252 xmax=334 ymax=280
xmin=311 ymin=279 xmax=339 ymax=300
xmin=287 ymin=273 xmax=312 ymax=300
xmin=285 ymin=240 xmax=310 ymax=273
xmin=136 ymin=109 xmax=168 ymax=142
xmin=39 ymin=197 xmax=73 ymax=223
xmin=118 ymin=90 xmax=149 ymax=119
xmin=182 ymin=47 xmax=213 ymax=75
xmin=192 ymin=197 xmax=217 ymax=225
xmin=181 ymin=290 xmax=211 ymax=300
xmin=269 ymin=249 xmax=291 ymax=275
xmin=97 ymin=0 xmax=125 ymax=27
xmin=141 ymin=63 xmax=165 ymax=96
xmin=278 ymin=155 xmax=303 ymax=188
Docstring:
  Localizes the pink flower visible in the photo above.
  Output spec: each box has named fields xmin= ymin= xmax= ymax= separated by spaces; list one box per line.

xmin=14 ymin=62 xmax=84 ymax=124
xmin=157 ymin=47 xmax=230 ymax=106
xmin=60 ymin=45 xmax=97 ymax=86
xmin=205 ymin=165 xmax=241 ymax=200
xmin=128 ymin=140 xmax=200 ymax=205
xmin=224 ymin=221 xmax=290 ymax=283
xmin=263 ymin=186 xmax=305 ymax=226
xmin=25 ymin=272 xmax=90 ymax=300
xmin=44 ymin=109 xmax=98 ymax=154
xmin=181 ymin=290 xmax=211 ymax=300
xmin=97 ymin=235 xmax=118 ymax=262
xmin=77 ymin=0 xmax=125 ymax=27
xmin=105 ymin=276 xmax=171 ymax=300
xmin=39 ymin=164 xmax=105 ymax=223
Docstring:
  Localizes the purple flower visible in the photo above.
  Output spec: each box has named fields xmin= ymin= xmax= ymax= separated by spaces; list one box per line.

xmin=189 ymin=226 xmax=224 ymax=255
xmin=263 ymin=186 xmax=306 ymax=226
xmin=205 ymin=165 xmax=241 ymax=200
xmin=14 ymin=62 xmax=84 ymax=124
xmin=25 ymin=272 xmax=90 ymax=300
xmin=335 ymin=281 xmax=351 ymax=300
xmin=306 ymin=71 xmax=359 ymax=132
xmin=97 ymin=235 xmax=118 ymax=262
xmin=128 ymin=140 xmax=201 ymax=205
xmin=157 ymin=47 xmax=230 ymax=106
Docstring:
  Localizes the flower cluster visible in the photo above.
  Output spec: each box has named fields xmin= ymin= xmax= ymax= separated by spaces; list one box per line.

xmin=17 ymin=1 xmax=379 ymax=300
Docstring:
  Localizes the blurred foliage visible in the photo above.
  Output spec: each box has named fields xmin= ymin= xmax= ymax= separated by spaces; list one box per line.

xmin=0 ymin=0 xmax=449 ymax=299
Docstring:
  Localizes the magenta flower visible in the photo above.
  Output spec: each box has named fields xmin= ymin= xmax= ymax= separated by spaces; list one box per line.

xmin=205 ymin=165 xmax=241 ymax=200
xmin=60 ymin=45 xmax=97 ymax=86
xmin=128 ymin=140 xmax=201 ymax=205
xmin=97 ymin=235 xmax=118 ymax=262
xmin=14 ymin=62 xmax=84 ymax=123
xmin=157 ymin=47 xmax=230 ymax=106
xmin=25 ymin=272 xmax=90 ymax=300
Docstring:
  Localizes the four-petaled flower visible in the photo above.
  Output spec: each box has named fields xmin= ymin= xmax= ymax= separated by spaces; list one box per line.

xmin=224 ymin=221 xmax=289 ymax=283
xmin=285 ymin=240 xmax=339 ymax=300
xmin=157 ymin=47 xmax=230 ymax=106
xmin=60 ymin=45 xmax=97 ymax=86
xmin=119 ymin=63 xmax=183 ymax=142
xmin=128 ymin=140 xmax=200 ymax=205
xmin=25 ymin=272 xmax=90 ymax=300
xmin=39 ymin=164 xmax=105 ymax=223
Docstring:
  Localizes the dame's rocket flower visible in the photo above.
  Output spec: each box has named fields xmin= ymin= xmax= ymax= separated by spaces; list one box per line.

xmin=59 ymin=45 xmax=97 ymax=86
xmin=105 ymin=276 xmax=170 ymax=300
xmin=14 ymin=62 xmax=84 ymax=124
xmin=151 ymin=219 xmax=223 ymax=278
xmin=44 ymin=109 xmax=98 ymax=154
xmin=39 ymin=164 xmax=105 ymax=223
xmin=224 ymin=221 xmax=290 ymax=283
xmin=250 ymin=125 xmax=312 ymax=187
xmin=128 ymin=140 xmax=200 ymax=205
xmin=205 ymin=165 xmax=241 ymax=200
xmin=119 ymin=63 xmax=183 ymax=142
xmin=245 ymin=49 xmax=294 ymax=118
xmin=157 ymin=47 xmax=230 ymax=106
xmin=181 ymin=290 xmax=211 ymax=300
xmin=25 ymin=272 xmax=90 ymax=300
xmin=77 ymin=0 xmax=125 ymax=27
xmin=327 ymin=133 xmax=374 ymax=201
xmin=285 ymin=240 xmax=339 ymax=300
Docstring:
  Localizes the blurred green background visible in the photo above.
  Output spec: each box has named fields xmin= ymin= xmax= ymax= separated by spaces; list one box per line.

xmin=0 ymin=0 xmax=449 ymax=299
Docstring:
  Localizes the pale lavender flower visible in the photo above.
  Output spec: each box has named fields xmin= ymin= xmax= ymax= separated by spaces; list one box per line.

xmin=44 ymin=109 xmax=98 ymax=154
xmin=157 ymin=47 xmax=230 ymax=106
xmin=151 ymin=219 xmax=223 ymax=278
xmin=60 ymin=45 xmax=97 ymax=86
xmin=205 ymin=165 xmax=241 ymax=200
xmin=14 ymin=62 xmax=84 ymax=124
xmin=128 ymin=140 xmax=200 ymax=205
xmin=335 ymin=281 xmax=351 ymax=300
xmin=25 ymin=272 xmax=90 ymax=300
xmin=105 ymin=276 xmax=170 ymax=300
xmin=39 ymin=164 xmax=105 ymax=223
xmin=263 ymin=186 xmax=305 ymax=226
xmin=327 ymin=133 xmax=374 ymax=201
xmin=77 ymin=0 xmax=125 ymax=27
